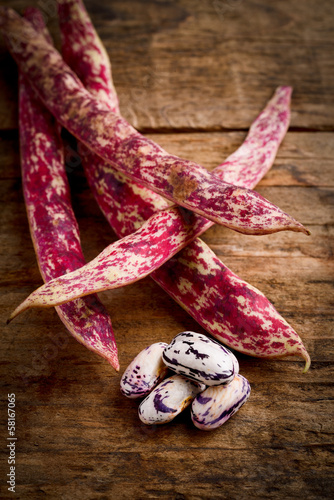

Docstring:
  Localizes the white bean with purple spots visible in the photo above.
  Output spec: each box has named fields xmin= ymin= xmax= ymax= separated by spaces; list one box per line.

xmin=163 ymin=332 xmax=235 ymax=386
xmin=191 ymin=374 xmax=251 ymax=430
xmin=138 ymin=375 xmax=206 ymax=425
xmin=120 ymin=342 xmax=169 ymax=399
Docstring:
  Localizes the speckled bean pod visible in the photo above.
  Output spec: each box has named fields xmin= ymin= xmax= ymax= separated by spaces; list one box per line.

xmin=0 ymin=7 xmax=309 ymax=237
xmin=17 ymin=7 xmax=119 ymax=371
xmin=138 ymin=374 xmax=206 ymax=425
xmin=120 ymin=343 xmax=169 ymax=399
xmin=55 ymin=3 xmax=310 ymax=371
xmin=58 ymin=0 xmax=120 ymax=114
xmin=163 ymin=332 xmax=235 ymax=386
xmin=8 ymin=206 xmax=225 ymax=320
xmin=191 ymin=374 xmax=251 ymax=430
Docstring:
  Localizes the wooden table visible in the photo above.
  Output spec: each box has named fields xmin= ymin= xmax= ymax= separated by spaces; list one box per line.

xmin=1 ymin=1 xmax=333 ymax=498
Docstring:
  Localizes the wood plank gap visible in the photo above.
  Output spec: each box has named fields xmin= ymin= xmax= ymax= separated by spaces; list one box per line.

xmin=3 ymin=126 xmax=334 ymax=136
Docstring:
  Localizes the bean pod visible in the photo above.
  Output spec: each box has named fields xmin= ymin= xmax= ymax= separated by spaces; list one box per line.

xmin=120 ymin=342 xmax=169 ymax=399
xmin=138 ymin=375 xmax=206 ymax=425
xmin=5 ymin=6 xmax=311 ymax=374
xmin=191 ymin=374 xmax=251 ymax=431
xmin=58 ymin=10 xmax=310 ymax=373
xmin=162 ymin=332 xmax=235 ymax=386
xmin=0 ymin=8 xmax=309 ymax=237
xmin=16 ymin=7 xmax=119 ymax=370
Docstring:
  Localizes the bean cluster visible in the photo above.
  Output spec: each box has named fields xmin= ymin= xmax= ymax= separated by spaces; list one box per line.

xmin=120 ymin=332 xmax=251 ymax=431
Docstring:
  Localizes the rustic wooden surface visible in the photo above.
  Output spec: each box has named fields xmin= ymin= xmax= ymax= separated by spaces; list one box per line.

xmin=0 ymin=1 xmax=333 ymax=499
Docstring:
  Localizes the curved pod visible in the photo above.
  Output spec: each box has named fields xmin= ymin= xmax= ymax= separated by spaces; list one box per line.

xmin=0 ymin=8 xmax=309 ymax=237
xmin=16 ymin=7 xmax=119 ymax=370
xmin=58 ymin=12 xmax=310 ymax=373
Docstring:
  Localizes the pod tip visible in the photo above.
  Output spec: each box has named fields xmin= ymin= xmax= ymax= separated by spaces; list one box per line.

xmin=6 ymin=313 xmax=16 ymax=324
xmin=287 ymin=223 xmax=310 ymax=236
xmin=301 ymin=349 xmax=311 ymax=373
xmin=110 ymin=358 xmax=120 ymax=372
xmin=7 ymin=300 xmax=29 ymax=323
xmin=294 ymin=223 xmax=311 ymax=236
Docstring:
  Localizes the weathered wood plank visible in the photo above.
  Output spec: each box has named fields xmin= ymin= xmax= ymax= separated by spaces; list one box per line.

xmin=0 ymin=0 xmax=333 ymax=131
xmin=3 ymin=419 xmax=334 ymax=499
xmin=9 ymin=393 xmax=334 ymax=460
xmin=2 ymin=130 xmax=334 ymax=187
xmin=2 ymin=254 xmax=333 ymax=316
xmin=1 ymin=181 xmax=331 ymax=227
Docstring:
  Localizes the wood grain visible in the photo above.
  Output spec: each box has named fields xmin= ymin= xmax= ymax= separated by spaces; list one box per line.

xmin=0 ymin=0 xmax=334 ymax=131
xmin=0 ymin=1 xmax=333 ymax=499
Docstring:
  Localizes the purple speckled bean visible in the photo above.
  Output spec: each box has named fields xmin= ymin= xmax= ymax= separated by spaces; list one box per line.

xmin=191 ymin=374 xmax=251 ymax=430
xmin=56 ymin=1 xmax=310 ymax=371
xmin=0 ymin=7 xmax=308 ymax=236
xmin=162 ymin=332 xmax=235 ymax=386
xmin=138 ymin=374 xmax=206 ymax=425
xmin=17 ymin=7 xmax=119 ymax=371
xmin=120 ymin=342 xmax=169 ymax=399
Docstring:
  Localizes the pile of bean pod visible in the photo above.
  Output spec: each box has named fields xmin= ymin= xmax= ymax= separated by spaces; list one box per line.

xmin=0 ymin=3 xmax=311 ymax=375
xmin=120 ymin=332 xmax=251 ymax=431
